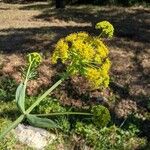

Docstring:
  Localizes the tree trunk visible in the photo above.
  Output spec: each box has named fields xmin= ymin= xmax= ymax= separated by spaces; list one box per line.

xmin=56 ymin=0 xmax=65 ymax=8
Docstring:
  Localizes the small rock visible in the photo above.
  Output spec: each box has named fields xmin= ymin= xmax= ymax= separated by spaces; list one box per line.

xmin=14 ymin=124 xmax=56 ymax=150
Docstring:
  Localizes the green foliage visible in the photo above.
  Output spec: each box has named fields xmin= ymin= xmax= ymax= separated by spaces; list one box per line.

xmin=25 ymin=96 xmax=38 ymax=113
xmin=75 ymin=122 xmax=146 ymax=150
xmin=0 ymin=119 xmax=17 ymax=149
xmin=56 ymin=116 xmax=70 ymax=133
xmin=14 ymin=52 xmax=42 ymax=115
xmin=26 ymin=97 xmax=70 ymax=132
xmin=91 ymin=105 xmax=111 ymax=128
xmin=0 ymin=76 xmax=17 ymax=101
xmin=0 ymin=132 xmax=16 ymax=150
xmin=38 ymin=98 xmax=66 ymax=114
xmin=37 ymin=97 xmax=71 ymax=132
xmin=0 ymin=100 xmax=18 ymax=120
xmin=16 ymin=83 xmax=26 ymax=113
xmin=27 ymin=114 xmax=59 ymax=129
xmin=95 ymin=125 xmax=146 ymax=150
xmin=26 ymin=97 xmax=66 ymax=114
xmin=75 ymin=122 xmax=99 ymax=145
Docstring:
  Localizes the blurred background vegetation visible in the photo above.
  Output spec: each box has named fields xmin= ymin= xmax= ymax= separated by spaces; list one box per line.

xmin=2 ymin=0 xmax=149 ymax=7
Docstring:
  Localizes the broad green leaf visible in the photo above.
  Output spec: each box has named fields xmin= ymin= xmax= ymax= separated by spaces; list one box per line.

xmin=15 ymin=83 xmax=26 ymax=113
xmin=26 ymin=115 xmax=59 ymax=129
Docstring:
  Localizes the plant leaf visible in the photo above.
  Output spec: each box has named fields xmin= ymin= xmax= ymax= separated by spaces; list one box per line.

xmin=15 ymin=83 xmax=26 ymax=113
xmin=26 ymin=114 xmax=59 ymax=129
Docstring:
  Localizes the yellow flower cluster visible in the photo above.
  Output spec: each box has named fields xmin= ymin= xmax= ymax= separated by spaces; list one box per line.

xmin=51 ymin=39 xmax=69 ymax=63
xmin=85 ymin=58 xmax=110 ymax=88
xmin=27 ymin=52 xmax=42 ymax=67
xmin=95 ymin=21 xmax=114 ymax=38
xmin=51 ymin=31 xmax=111 ymax=89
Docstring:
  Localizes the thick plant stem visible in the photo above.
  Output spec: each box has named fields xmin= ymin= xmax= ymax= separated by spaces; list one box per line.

xmin=33 ymin=112 xmax=93 ymax=116
xmin=0 ymin=114 xmax=24 ymax=140
xmin=25 ymin=77 xmax=66 ymax=114
xmin=24 ymin=61 xmax=33 ymax=85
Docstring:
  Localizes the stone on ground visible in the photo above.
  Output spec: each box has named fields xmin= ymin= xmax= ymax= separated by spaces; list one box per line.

xmin=14 ymin=124 xmax=56 ymax=150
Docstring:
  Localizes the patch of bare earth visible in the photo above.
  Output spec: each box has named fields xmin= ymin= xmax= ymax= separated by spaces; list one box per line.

xmin=0 ymin=2 xmax=150 ymax=118
xmin=0 ymin=2 xmax=90 ymax=29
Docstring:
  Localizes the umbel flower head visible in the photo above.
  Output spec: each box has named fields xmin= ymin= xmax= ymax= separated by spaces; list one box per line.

xmin=95 ymin=21 xmax=114 ymax=38
xmin=51 ymin=30 xmax=112 ymax=89
xmin=27 ymin=52 xmax=42 ymax=67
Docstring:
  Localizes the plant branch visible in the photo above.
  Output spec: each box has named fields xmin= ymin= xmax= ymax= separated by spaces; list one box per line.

xmin=25 ymin=74 xmax=68 ymax=114
xmin=32 ymin=112 xmax=93 ymax=117
xmin=24 ymin=60 xmax=33 ymax=85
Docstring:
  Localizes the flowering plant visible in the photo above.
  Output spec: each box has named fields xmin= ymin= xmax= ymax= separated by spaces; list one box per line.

xmin=95 ymin=20 xmax=114 ymax=38
xmin=52 ymin=32 xmax=111 ymax=89
xmin=0 ymin=21 xmax=114 ymax=140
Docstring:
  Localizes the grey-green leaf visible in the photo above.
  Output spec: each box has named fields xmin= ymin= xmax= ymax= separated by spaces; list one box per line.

xmin=15 ymin=83 xmax=26 ymax=113
xmin=26 ymin=115 xmax=59 ymax=129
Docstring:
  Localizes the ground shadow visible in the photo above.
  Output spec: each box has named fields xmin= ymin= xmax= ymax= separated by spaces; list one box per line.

xmin=0 ymin=2 xmax=149 ymax=53
xmin=20 ymin=3 xmax=150 ymax=43
xmin=0 ymin=26 xmax=91 ymax=54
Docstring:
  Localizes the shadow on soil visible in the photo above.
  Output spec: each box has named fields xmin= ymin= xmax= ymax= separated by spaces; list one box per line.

xmin=0 ymin=26 xmax=91 ymax=53
xmin=0 ymin=3 xmax=149 ymax=51
xmin=0 ymin=2 xmax=149 ymax=52
xmin=0 ymin=3 xmax=150 ymax=52
xmin=20 ymin=3 xmax=150 ymax=42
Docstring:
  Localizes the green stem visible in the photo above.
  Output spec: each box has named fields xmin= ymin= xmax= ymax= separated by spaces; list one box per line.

xmin=32 ymin=112 xmax=93 ymax=117
xmin=0 ymin=114 xmax=25 ymax=140
xmin=98 ymin=31 xmax=104 ymax=38
xmin=24 ymin=61 xmax=33 ymax=85
xmin=25 ymin=75 xmax=67 ymax=114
